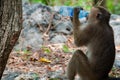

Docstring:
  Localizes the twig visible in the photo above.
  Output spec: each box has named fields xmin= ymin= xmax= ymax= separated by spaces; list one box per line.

xmin=44 ymin=13 xmax=54 ymax=35
xmin=96 ymin=0 xmax=104 ymax=6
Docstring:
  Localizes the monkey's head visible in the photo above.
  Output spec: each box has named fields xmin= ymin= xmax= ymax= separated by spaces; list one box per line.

xmin=88 ymin=6 xmax=111 ymax=24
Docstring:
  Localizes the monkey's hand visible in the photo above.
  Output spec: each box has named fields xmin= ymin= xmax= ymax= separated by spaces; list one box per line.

xmin=73 ymin=7 xmax=81 ymax=29
xmin=73 ymin=7 xmax=81 ymax=17
xmin=71 ymin=7 xmax=83 ymax=22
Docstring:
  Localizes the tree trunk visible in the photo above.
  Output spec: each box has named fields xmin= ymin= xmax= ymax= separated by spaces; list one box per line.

xmin=0 ymin=0 xmax=22 ymax=79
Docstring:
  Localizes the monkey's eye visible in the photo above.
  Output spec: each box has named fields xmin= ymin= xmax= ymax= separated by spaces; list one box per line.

xmin=97 ymin=13 xmax=103 ymax=20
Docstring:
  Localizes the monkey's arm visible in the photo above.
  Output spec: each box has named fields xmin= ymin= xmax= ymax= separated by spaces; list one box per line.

xmin=73 ymin=7 xmax=81 ymax=27
xmin=73 ymin=7 xmax=91 ymax=46
xmin=74 ymin=28 xmax=91 ymax=46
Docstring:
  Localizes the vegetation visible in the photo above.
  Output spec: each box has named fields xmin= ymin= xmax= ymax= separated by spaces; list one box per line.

xmin=29 ymin=0 xmax=120 ymax=14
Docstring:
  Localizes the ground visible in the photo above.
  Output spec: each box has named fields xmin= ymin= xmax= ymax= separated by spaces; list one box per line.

xmin=2 ymin=35 xmax=120 ymax=80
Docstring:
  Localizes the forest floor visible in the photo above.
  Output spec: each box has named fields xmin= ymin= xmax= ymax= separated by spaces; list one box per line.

xmin=2 ymin=35 xmax=120 ymax=80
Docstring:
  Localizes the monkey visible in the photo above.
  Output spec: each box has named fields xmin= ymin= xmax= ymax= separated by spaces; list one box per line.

xmin=67 ymin=6 xmax=120 ymax=80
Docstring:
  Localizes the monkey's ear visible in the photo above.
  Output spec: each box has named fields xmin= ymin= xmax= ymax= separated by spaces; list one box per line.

xmin=96 ymin=13 xmax=103 ymax=20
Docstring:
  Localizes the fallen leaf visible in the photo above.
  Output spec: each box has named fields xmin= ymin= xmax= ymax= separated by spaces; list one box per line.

xmin=30 ymin=52 xmax=40 ymax=61
xmin=39 ymin=57 xmax=51 ymax=63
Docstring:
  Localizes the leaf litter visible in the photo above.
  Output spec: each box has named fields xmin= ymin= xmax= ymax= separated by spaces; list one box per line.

xmin=3 ymin=35 xmax=120 ymax=79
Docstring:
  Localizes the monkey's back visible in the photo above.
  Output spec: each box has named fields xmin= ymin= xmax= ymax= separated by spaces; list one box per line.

xmin=87 ymin=25 xmax=115 ymax=80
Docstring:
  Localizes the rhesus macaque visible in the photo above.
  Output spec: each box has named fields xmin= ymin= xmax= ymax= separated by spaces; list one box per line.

xmin=67 ymin=6 xmax=120 ymax=80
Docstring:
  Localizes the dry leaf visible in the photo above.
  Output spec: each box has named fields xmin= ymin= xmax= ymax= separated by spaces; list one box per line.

xmin=39 ymin=57 xmax=51 ymax=63
xmin=30 ymin=52 xmax=40 ymax=61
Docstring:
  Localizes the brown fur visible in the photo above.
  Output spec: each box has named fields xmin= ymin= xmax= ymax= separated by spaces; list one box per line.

xmin=67 ymin=6 xmax=116 ymax=80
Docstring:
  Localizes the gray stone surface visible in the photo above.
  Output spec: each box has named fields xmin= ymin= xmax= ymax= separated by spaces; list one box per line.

xmin=14 ymin=2 xmax=73 ymax=50
xmin=49 ymin=34 xmax=67 ymax=43
xmin=110 ymin=14 xmax=120 ymax=46
xmin=15 ymin=2 xmax=120 ymax=52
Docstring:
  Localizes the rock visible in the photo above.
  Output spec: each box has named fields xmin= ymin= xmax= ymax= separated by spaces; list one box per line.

xmin=2 ymin=71 xmax=39 ymax=80
xmin=23 ymin=3 xmax=49 ymax=16
xmin=55 ymin=21 xmax=73 ymax=35
xmin=114 ymin=51 xmax=120 ymax=68
xmin=110 ymin=14 xmax=120 ymax=46
xmin=49 ymin=34 xmax=67 ymax=43
xmin=14 ymin=73 xmax=39 ymax=80
xmin=30 ymin=8 xmax=51 ymax=28
xmin=14 ymin=19 xmax=43 ymax=50
xmin=22 ymin=0 xmax=29 ymax=4
xmin=110 ymin=14 xmax=120 ymax=20
xmin=52 ymin=12 xmax=73 ymax=35
xmin=114 ymin=60 xmax=120 ymax=68
xmin=112 ymin=25 xmax=120 ymax=46
xmin=15 ymin=2 xmax=120 ymax=51
xmin=46 ymin=70 xmax=67 ymax=80
xmin=14 ymin=27 xmax=43 ymax=50
xmin=15 ymin=2 xmax=74 ymax=50
xmin=2 ymin=72 xmax=21 ymax=80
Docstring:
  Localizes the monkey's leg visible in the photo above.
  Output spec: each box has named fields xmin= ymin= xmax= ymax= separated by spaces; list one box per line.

xmin=67 ymin=50 xmax=96 ymax=80
xmin=67 ymin=52 xmax=77 ymax=80
xmin=75 ymin=50 xmax=96 ymax=80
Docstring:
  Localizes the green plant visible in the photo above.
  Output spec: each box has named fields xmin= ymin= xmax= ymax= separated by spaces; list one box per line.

xmin=62 ymin=45 xmax=70 ymax=53
xmin=29 ymin=0 xmax=120 ymax=14
xmin=107 ymin=0 xmax=120 ymax=14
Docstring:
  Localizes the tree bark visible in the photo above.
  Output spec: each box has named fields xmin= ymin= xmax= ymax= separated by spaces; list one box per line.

xmin=0 ymin=0 xmax=22 ymax=79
